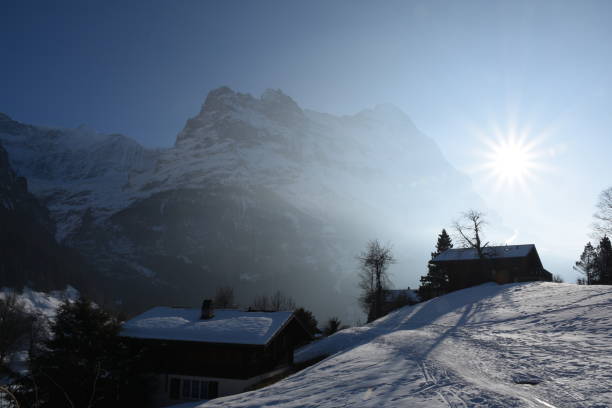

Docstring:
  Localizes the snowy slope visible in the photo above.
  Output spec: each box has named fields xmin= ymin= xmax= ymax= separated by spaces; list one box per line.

xmin=188 ymin=282 xmax=612 ymax=408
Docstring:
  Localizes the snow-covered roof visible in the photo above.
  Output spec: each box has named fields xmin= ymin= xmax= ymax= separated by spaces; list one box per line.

xmin=120 ymin=307 xmax=295 ymax=346
xmin=432 ymin=244 xmax=536 ymax=262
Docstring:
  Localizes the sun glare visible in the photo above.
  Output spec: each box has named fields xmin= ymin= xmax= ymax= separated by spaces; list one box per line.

xmin=478 ymin=127 xmax=546 ymax=191
xmin=490 ymin=138 xmax=532 ymax=182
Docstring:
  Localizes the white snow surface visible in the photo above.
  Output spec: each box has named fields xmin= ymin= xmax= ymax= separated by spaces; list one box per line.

xmin=121 ymin=307 xmax=294 ymax=345
xmin=184 ymin=282 xmax=612 ymax=408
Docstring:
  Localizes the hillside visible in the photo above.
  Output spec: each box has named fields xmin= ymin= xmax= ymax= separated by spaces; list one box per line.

xmin=191 ymin=282 xmax=612 ymax=407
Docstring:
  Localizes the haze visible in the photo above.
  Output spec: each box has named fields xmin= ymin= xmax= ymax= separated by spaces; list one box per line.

xmin=3 ymin=0 xmax=612 ymax=286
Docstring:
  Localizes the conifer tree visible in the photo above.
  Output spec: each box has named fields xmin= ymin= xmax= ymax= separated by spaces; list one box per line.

xmin=597 ymin=236 xmax=612 ymax=284
xmin=574 ymin=242 xmax=598 ymax=284
xmin=419 ymin=229 xmax=453 ymax=300
xmin=18 ymin=298 xmax=148 ymax=407
xmin=294 ymin=307 xmax=319 ymax=336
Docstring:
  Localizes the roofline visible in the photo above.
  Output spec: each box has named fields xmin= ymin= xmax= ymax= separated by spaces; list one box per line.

xmin=120 ymin=308 xmax=307 ymax=348
xmin=431 ymin=244 xmax=538 ymax=263
xmin=285 ymin=311 xmax=316 ymax=339
xmin=120 ymin=335 xmax=268 ymax=348
xmin=262 ymin=310 xmax=313 ymax=347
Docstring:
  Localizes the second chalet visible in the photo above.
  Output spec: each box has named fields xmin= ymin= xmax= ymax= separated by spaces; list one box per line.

xmin=431 ymin=244 xmax=552 ymax=291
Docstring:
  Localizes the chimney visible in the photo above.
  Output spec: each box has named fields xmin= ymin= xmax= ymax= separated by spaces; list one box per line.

xmin=200 ymin=299 xmax=214 ymax=319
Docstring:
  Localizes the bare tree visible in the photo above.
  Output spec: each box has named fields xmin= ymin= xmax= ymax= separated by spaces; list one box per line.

xmin=213 ymin=286 xmax=235 ymax=309
xmin=593 ymin=187 xmax=612 ymax=236
xmin=358 ymin=239 xmax=395 ymax=322
xmin=270 ymin=290 xmax=295 ymax=311
xmin=250 ymin=295 xmax=270 ymax=311
xmin=250 ymin=291 xmax=295 ymax=311
xmin=453 ymin=210 xmax=489 ymax=258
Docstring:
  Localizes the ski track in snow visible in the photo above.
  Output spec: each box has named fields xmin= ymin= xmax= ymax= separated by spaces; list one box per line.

xmin=180 ymin=282 xmax=612 ymax=408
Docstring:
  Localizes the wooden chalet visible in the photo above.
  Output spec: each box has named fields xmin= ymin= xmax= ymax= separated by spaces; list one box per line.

xmin=121 ymin=300 xmax=312 ymax=407
xmin=431 ymin=244 xmax=552 ymax=291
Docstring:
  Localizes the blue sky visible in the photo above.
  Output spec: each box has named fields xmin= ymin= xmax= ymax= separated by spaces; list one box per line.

xmin=3 ymin=0 xmax=612 ymax=281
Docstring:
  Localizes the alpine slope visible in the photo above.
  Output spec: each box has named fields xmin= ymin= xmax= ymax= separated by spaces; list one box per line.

xmin=195 ymin=282 xmax=612 ymax=408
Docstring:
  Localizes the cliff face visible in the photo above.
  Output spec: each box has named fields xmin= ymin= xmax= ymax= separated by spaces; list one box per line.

xmin=0 ymin=141 xmax=92 ymax=291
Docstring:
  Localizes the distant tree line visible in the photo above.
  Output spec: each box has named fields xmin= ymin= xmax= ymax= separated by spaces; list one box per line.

xmin=575 ymin=237 xmax=612 ymax=285
xmin=214 ymin=286 xmax=347 ymax=337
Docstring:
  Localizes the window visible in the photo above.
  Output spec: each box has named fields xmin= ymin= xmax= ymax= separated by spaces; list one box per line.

xmin=208 ymin=381 xmax=219 ymax=398
xmin=191 ymin=380 xmax=200 ymax=398
xmin=169 ymin=377 xmax=220 ymax=400
xmin=182 ymin=379 xmax=191 ymax=399
xmin=169 ymin=378 xmax=180 ymax=400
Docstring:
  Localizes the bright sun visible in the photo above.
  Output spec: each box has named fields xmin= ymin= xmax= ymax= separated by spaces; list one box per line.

xmin=481 ymin=130 xmax=543 ymax=190
xmin=490 ymin=139 xmax=532 ymax=181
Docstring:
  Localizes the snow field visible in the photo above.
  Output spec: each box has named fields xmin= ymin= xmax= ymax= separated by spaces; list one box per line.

xmin=187 ymin=282 xmax=612 ymax=408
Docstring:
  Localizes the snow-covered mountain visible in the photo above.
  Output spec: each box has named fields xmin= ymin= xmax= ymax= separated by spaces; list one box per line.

xmin=0 ymin=88 xmax=481 ymax=318
xmin=191 ymin=282 xmax=612 ymax=407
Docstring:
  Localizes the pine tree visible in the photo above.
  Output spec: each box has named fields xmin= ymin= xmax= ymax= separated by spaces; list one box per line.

xmin=419 ymin=229 xmax=453 ymax=300
xmin=322 ymin=317 xmax=347 ymax=336
xmin=294 ymin=307 xmax=318 ymax=336
xmin=574 ymin=242 xmax=598 ymax=284
xmin=597 ymin=236 xmax=612 ymax=284
xmin=18 ymin=298 xmax=149 ymax=408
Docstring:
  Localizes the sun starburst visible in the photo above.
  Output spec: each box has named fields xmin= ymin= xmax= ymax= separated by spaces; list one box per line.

xmin=474 ymin=124 xmax=549 ymax=192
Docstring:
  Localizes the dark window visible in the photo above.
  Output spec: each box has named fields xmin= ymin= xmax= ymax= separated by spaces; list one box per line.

xmin=192 ymin=380 xmax=200 ymax=398
xmin=169 ymin=378 xmax=180 ymax=400
xmin=169 ymin=378 xmax=219 ymax=400
xmin=182 ymin=379 xmax=191 ymax=398
xmin=208 ymin=381 xmax=219 ymax=398
xmin=199 ymin=380 xmax=207 ymax=399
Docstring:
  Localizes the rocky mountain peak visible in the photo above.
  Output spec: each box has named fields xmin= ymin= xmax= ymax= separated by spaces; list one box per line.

xmin=176 ymin=87 xmax=305 ymax=146
xmin=200 ymin=86 xmax=256 ymax=114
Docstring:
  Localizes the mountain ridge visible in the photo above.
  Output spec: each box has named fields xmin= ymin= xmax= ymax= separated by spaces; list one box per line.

xmin=0 ymin=88 xmax=481 ymax=319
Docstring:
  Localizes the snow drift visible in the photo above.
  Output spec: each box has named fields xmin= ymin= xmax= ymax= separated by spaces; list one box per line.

xmin=187 ymin=282 xmax=612 ymax=407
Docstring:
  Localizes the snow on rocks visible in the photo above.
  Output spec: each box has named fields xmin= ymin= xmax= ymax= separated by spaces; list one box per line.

xmin=0 ymin=286 xmax=77 ymax=318
xmin=182 ymin=282 xmax=612 ymax=408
